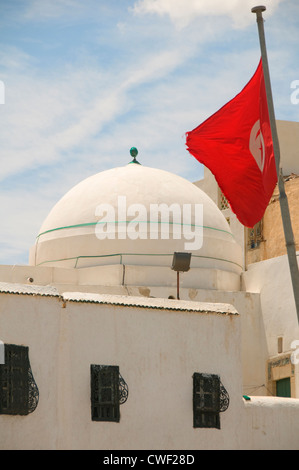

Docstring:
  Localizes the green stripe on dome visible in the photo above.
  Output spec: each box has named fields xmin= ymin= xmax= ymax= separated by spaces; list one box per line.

xmin=36 ymin=221 xmax=235 ymax=239
xmin=35 ymin=252 xmax=243 ymax=270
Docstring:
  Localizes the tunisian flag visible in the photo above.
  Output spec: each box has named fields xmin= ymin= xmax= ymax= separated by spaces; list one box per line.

xmin=186 ymin=59 xmax=277 ymax=227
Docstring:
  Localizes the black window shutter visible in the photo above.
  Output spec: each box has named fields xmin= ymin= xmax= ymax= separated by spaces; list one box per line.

xmin=0 ymin=344 xmax=30 ymax=415
xmin=193 ymin=373 xmax=221 ymax=429
xmin=91 ymin=365 xmax=120 ymax=422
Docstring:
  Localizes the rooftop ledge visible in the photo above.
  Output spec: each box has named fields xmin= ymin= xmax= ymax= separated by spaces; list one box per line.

xmin=243 ymin=396 xmax=299 ymax=408
xmin=0 ymin=281 xmax=238 ymax=315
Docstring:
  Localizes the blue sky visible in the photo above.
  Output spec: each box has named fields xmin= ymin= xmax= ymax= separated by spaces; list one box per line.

xmin=0 ymin=0 xmax=298 ymax=265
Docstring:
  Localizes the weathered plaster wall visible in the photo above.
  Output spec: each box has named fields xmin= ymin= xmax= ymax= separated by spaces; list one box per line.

xmin=1 ymin=290 xmax=299 ymax=449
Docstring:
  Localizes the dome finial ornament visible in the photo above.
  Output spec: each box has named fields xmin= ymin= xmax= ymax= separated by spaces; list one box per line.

xmin=129 ymin=147 xmax=140 ymax=165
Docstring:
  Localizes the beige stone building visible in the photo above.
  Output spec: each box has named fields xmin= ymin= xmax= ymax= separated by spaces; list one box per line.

xmin=246 ymin=173 xmax=299 ymax=265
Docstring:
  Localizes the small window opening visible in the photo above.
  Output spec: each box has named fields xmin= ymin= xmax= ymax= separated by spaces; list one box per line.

xmin=0 ymin=344 xmax=39 ymax=415
xmin=90 ymin=365 xmax=128 ymax=422
xmin=248 ymin=220 xmax=263 ymax=249
xmin=193 ymin=372 xmax=229 ymax=430
xmin=277 ymin=337 xmax=283 ymax=354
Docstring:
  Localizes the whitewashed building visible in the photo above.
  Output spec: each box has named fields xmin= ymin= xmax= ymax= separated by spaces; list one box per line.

xmin=1 ymin=123 xmax=299 ymax=450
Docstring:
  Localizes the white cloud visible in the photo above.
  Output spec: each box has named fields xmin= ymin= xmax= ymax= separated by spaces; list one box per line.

xmin=0 ymin=37 xmax=192 ymax=183
xmin=132 ymin=0 xmax=287 ymax=29
xmin=0 ymin=0 xmax=297 ymax=265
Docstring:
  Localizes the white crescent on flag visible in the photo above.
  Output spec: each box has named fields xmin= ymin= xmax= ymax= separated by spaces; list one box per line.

xmin=249 ymin=119 xmax=265 ymax=172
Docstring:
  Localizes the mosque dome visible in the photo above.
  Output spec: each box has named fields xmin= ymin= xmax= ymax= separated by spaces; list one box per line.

xmin=30 ymin=158 xmax=242 ymax=289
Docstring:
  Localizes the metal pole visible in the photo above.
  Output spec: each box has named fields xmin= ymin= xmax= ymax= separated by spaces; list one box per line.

xmin=177 ymin=271 xmax=180 ymax=300
xmin=252 ymin=5 xmax=299 ymax=322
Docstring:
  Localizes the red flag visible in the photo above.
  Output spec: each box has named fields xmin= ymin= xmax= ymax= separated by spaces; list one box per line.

xmin=186 ymin=59 xmax=277 ymax=227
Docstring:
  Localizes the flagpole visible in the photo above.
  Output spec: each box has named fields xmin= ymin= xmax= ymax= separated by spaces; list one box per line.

xmin=252 ymin=5 xmax=299 ymax=323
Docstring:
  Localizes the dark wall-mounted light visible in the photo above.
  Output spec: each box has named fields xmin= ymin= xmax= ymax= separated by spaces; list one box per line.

xmin=171 ymin=252 xmax=191 ymax=300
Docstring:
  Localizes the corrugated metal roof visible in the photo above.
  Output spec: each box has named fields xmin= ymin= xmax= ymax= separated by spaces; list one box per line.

xmin=0 ymin=281 xmax=238 ymax=315
xmin=0 ymin=282 xmax=60 ymax=297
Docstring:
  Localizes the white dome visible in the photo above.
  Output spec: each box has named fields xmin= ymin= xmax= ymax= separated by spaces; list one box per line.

xmin=30 ymin=162 xmax=242 ymax=279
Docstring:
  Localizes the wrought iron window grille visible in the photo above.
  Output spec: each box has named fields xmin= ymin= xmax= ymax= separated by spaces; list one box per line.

xmin=90 ymin=364 xmax=128 ymax=422
xmin=219 ymin=190 xmax=229 ymax=211
xmin=0 ymin=344 xmax=39 ymax=415
xmin=193 ymin=372 xmax=229 ymax=429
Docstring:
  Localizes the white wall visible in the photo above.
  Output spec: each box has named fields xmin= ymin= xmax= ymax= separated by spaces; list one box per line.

xmin=0 ymin=290 xmax=299 ymax=449
xmin=193 ymin=167 xmax=218 ymax=206
xmin=276 ymin=120 xmax=299 ymax=176
xmin=243 ymin=254 xmax=299 ymax=358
